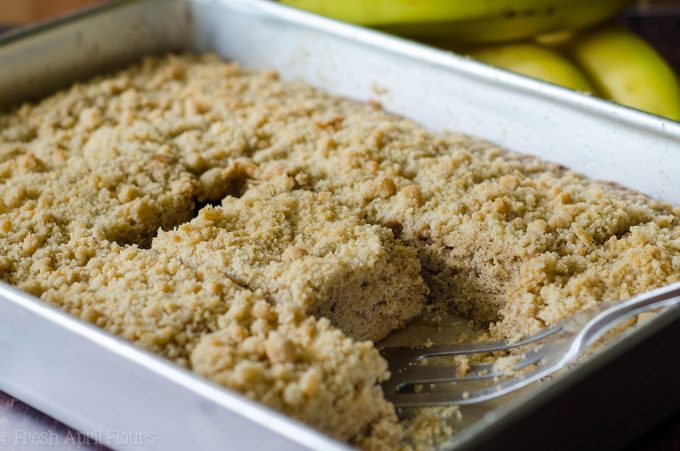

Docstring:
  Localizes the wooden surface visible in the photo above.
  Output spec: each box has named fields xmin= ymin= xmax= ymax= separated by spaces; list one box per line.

xmin=0 ymin=0 xmax=103 ymax=25
xmin=0 ymin=1 xmax=679 ymax=450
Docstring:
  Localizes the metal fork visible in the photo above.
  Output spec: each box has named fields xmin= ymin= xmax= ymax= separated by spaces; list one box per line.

xmin=381 ymin=281 xmax=680 ymax=407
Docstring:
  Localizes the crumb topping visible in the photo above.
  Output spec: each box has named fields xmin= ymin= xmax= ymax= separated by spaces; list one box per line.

xmin=1 ymin=54 xmax=678 ymax=449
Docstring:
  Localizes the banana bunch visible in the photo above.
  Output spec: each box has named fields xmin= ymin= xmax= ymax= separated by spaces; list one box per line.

xmin=281 ymin=0 xmax=680 ymax=121
xmin=465 ymin=27 xmax=680 ymax=121
xmin=281 ymin=0 xmax=631 ymax=44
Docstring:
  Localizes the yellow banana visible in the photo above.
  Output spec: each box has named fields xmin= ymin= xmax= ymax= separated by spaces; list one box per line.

xmin=281 ymin=0 xmax=587 ymax=25
xmin=466 ymin=43 xmax=595 ymax=93
xmin=281 ymin=0 xmax=632 ymax=44
xmin=385 ymin=0 xmax=631 ymax=44
xmin=282 ymin=0 xmax=679 ymax=120
xmin=568 ymin=26 xmax=680 ymax=120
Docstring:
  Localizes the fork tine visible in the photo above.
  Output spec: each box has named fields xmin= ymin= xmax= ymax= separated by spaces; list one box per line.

xmin=386 ymin=347 xmax=545 ymax=390
xmin=386 ymin=378 xmax=513 ymax=407
xmin=386 ymin=360 xmax=555 ymax=407
xmin=465 ymin=347 xmax=546 ymax=376
xmin=386 ymin=390 xmax=473 ymax=407
xmin=380 ymin=325 xmax=560 ymax=362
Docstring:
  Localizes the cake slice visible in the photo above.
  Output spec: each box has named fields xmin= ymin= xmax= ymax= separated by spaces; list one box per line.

xmin=40 ymin=245 xmax=401 ymax=443
xmin=154 ymin=175 xmax=428 ymax=341
xmin=191 ymin=301 xmax=401 ymax=444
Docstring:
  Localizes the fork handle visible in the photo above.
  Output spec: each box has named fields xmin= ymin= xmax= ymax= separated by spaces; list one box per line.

xmin=576 ymin=281 xmax=680 ymax=353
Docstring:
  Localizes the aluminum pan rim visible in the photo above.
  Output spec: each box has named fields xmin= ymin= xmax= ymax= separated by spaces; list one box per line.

xmin=0 ymin=0 xmax=678 ymax=449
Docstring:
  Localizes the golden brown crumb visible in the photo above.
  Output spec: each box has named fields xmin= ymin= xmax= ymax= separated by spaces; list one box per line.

xmin=402 ymin=407 xmax=461 ymax=450
xmin=154 ymin=174 xmax=427 ymax=342
xmin=0 ymin=54 xmax=678 ymax=449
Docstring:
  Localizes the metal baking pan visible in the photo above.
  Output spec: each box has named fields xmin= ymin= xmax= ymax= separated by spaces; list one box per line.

xmin=0 ymin=0 xmax=678 ymax=449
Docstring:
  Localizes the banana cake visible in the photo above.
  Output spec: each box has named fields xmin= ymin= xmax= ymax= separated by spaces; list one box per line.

xmin=1 ymin=54 xmax=679 ymax=449
xmin=154 ymin=174 xmax=427 ymax=342
xmin=41 ymin=245 xmax=397 ymax=442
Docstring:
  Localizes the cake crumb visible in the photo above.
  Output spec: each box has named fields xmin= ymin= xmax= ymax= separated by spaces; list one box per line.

xmin=0 ymin=54 xmax=677 ymax=450
xmin=403 ymin=407 xmax=461 ymax=450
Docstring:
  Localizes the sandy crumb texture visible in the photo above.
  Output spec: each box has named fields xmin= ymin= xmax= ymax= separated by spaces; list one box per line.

xmin=1 ymin=54 xmax=678 ymax=449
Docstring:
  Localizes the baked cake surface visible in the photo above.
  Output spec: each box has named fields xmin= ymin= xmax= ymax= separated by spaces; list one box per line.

xmin=1 ymin=54 xmax=678 ymax=449
xmin=154 ymin=174 xmax=427 ymax=342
